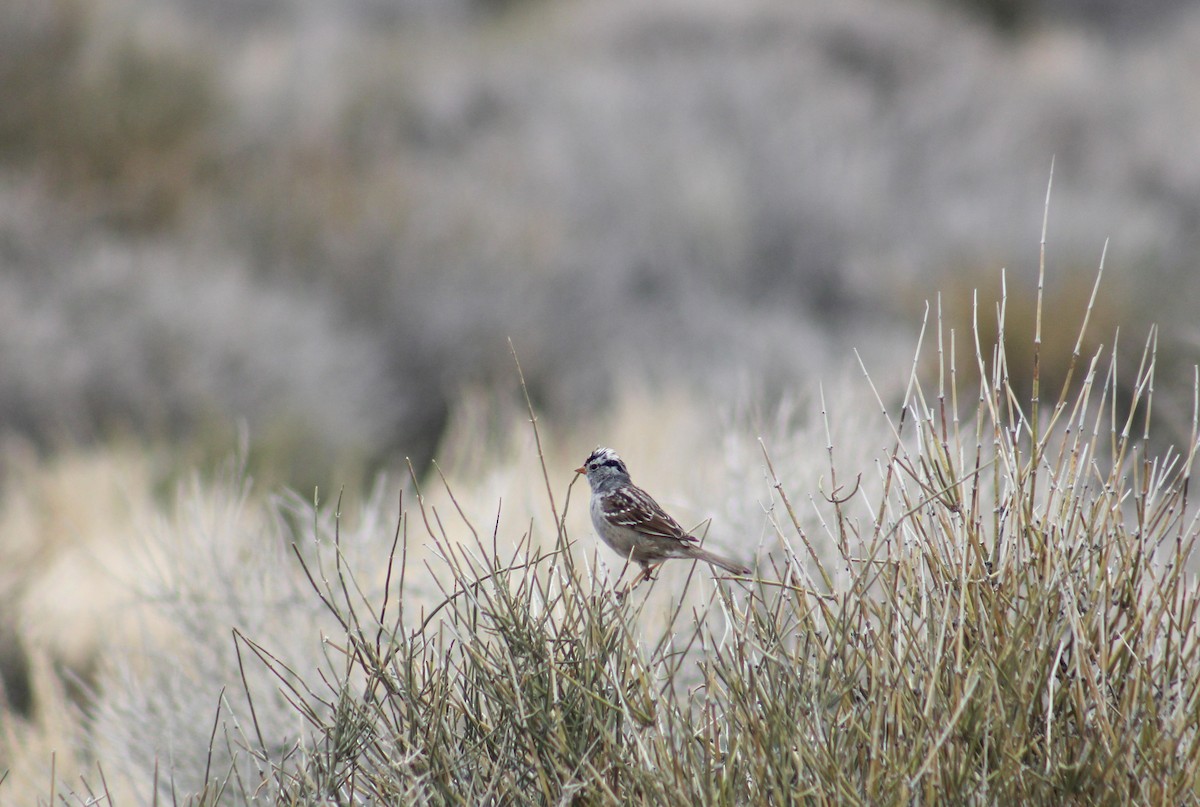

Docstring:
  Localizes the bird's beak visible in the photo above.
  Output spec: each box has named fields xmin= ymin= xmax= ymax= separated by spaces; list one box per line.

xmin=575 ymin=466 xmax=586 ymax=475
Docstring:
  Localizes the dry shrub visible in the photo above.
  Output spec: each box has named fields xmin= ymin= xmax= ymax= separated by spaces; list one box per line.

xmin=4 ymin=260 xmax=1198 ymax=804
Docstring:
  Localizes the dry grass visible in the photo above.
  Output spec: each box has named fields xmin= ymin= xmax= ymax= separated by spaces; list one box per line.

xmin=3 ymin=257 xmax=1199 ymax=803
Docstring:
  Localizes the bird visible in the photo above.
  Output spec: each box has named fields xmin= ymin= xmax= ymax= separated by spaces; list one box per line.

xmin=575 ymin=446 xmax=750 ymax=586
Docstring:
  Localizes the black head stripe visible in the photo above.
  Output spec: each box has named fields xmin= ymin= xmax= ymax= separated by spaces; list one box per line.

xmin=585 ymin=447 xmax=622 ymax=468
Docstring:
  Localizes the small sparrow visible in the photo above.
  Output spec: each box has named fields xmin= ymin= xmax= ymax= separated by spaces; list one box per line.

xmin=576 ymin=447 xmax=750 ymax=585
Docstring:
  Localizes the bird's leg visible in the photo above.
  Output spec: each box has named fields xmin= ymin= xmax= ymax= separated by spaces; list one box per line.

xmin=617 ymin=564 xmax=658 ymax=598
xmin=631 ymin=563 xmax=659 ymax=588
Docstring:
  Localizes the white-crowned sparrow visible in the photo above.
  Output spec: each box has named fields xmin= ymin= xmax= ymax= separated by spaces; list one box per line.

xmin=575 ymin=447 xmax=750 ymax=585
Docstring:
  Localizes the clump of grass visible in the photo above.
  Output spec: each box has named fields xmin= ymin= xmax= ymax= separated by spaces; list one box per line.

xmin=703 ymin=315 xmax=1198 ymax=800
xmin=172 ymin=249 xmax=1200 ymax=804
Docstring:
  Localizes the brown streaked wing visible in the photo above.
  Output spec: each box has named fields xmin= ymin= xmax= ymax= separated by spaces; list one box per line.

xmin=601 ymin=487 xmax=698 ymax=546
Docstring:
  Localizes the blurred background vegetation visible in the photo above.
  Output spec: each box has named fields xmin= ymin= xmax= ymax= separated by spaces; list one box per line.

xmin=1 ymin=0 xmax=1197 ymax=488
xmin=1 ymin=0 xmax=1199 ymax=798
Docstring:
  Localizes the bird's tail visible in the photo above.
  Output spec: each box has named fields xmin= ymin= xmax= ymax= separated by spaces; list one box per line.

xmin=689 ymin=546 xmax=751 ymax=576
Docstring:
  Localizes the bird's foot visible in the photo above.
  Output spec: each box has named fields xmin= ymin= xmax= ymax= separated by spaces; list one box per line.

xmin=616 ymin=565 xmax=659 ymax=599
xmin=631 ymin=564 xmax=658 ymax=588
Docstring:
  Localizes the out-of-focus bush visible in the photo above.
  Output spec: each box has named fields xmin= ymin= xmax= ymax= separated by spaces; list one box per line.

xmin=0 ymin=242 xmax=401 ymax=489
xmin=0 ymin=0 xmax=221 ymax=229
xmin=940 ymin=0 xmax=1193 ymax=34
